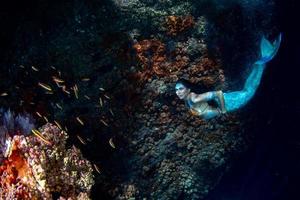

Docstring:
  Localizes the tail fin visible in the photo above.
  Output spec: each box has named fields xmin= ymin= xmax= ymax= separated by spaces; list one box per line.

xmin=255 ymin=33 xmax=282 ymax=65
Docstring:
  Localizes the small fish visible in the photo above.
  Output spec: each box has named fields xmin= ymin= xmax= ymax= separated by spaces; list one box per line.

xmin=77 ymin=135 xmax=87 ymax=145
xmin=73 ymin=84 xmax=79 ymax=99
xmin=99 ymin=87 xmax=105 ymax=91
xmin=104 ymin=94 xmax=110 ymax=99
xmin=43 ymin=116 xmax=49 ymax=122
xmin=19 ymin=65 xmax=25 ymax=68
xmin=84 ymin=95 xmax=90 ymax=100
xmin=31 ymin=129 xmax=40 ymax=135
xmin=99 ymin=97 xmax=103 ymax=107
xmin=0 ymin=92 xmax=8 ymax=96
xmin=64 ymin=126 xmax=68 ymax=132
xmin=62 ymin=86 xmax=71 ymax=95
xmin=55 ymin=82 xmax=64 ymax=88
xmin=109 ymin=109 xmax=114 ymax=116
xmin=30 ymin=102 xmax=35 ymax=105
xmin=54 ymin=120 xmax=62 ymax=130
xmin=93 ymin=164 xmax=101 ymax=174
xmin=52 ymin=76 xmax=64 ymax=83
xmin=109 ymin=138 xmax=116 ymax=149
xmin=81 ymin=78 xmax=90 ymax=82
xmin=56 ymin=103 xmax=63 ymax=110
xmin=76 ymin=117 xmax=84 ymax=126
xmin=50 ymin=66 xmax=56 ymax=70
xmin=31 ymin=66 xmax=39 ymax=71
xmin=38 ymin=82 xmax=52 ymax=91
xmin=35 ymin=112 xmax=42 ymax=118
xmin=45 ymin=91 xmax=54 ymax=95
xmin=31 ymin=129 xmax=52 ymax=145
xmin=100 ymin=119 xmax=108 ymax=127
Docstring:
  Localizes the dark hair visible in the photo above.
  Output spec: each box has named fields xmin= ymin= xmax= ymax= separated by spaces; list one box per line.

xmin=176 ymin=78 xmax=206 ymax=94
xmin=176 ymin=79 xmax=219 ymax=107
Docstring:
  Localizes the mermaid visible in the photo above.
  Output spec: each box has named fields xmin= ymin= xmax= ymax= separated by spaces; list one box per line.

xmin=175 ymin=34 xmax=282 ymax=119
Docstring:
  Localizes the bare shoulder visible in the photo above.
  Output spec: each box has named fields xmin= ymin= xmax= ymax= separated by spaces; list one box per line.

xmin=189 ymin=92 xmax=197 ymax=98
xmin=190 ymin=92 xmax=201 ymax=102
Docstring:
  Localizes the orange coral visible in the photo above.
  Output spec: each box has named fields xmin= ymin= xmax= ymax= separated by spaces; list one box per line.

xmin=0 ymin=141 xmax=33 ymax=199
xmin=186 ymin=57 xmax=225 ymax=88
xmin=188 ymin=57 xmax=220 ymax=76
xmin=131 ymin=15 xmax=207 ymax=83
xmin=133 ymin=39 xmax=166 ymax=78
xmin=0 ymin=124 xmax=94 ymax=199
xmin=133 ymin=39 xmax=189 ymax=82
xmin=165 ymin=15 xmax=195 ymax=36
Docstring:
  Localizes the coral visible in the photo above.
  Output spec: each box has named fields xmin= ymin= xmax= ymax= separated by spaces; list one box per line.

xmin=0 ymin=110 xmax=35 ymax=163
xmin=109 ymin=36 xmax=241 ymax=199
xmin=0 ymin=123 xmax=94 ymax=199
xmin=164 ymin=15 xmax=195 ymax=36
xmin=133 ymin=39 xmax=166 ymax=81
xmin=0 ymin=109 xmax=35 ymax=136
xmin=132 ymin=38 xmax=224 ymax=88
xmin=15 ymin=114 xmax=35 ymax=135
xmin=186 ymin=57 xmax=226 ymax=88
xmin=108 ymin=13 xmax=246 ymax=199
xmin=133 ymin=39 xmax=189 ymax=81
xmin=0 ymin=0 xmax=268 ymax=198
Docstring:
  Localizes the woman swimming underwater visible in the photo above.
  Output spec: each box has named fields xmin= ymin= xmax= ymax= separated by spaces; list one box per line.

xmin=175 ymin=34 xmax=282 ymax=119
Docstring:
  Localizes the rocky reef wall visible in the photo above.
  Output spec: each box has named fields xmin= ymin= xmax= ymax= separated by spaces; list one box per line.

xmin=0 ymin=0 xmax=278 ymax=199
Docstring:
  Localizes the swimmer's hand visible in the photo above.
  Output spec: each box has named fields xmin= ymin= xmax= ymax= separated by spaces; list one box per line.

xmin=216 ymin=91 xmax=226 ymax=114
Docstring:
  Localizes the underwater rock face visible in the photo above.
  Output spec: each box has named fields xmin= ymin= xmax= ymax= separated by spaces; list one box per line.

xmin=0 ymin=0 xmax=276 ymax=199
xmin=112 ymin=17 xmax=248 ymax=198
xmin=91 ymin=5 xmax=255 ymax=198
xmin=104 ymin=1 xmax=273 ymax=199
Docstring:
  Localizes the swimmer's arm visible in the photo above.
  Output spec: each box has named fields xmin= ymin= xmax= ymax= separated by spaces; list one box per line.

xmin=191 ymin=91 xmax=226 ymax=113
xmin=190 ymin=92 xmax=214 ymax=103
xmin=215 ymin=91 xmax=226 ymax=113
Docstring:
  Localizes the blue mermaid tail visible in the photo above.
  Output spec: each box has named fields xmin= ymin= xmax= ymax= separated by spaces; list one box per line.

xmin=223 ymin=34 xmax=282 ymax=112
xmin=255 ymin=33 xmax=282 ymax=65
